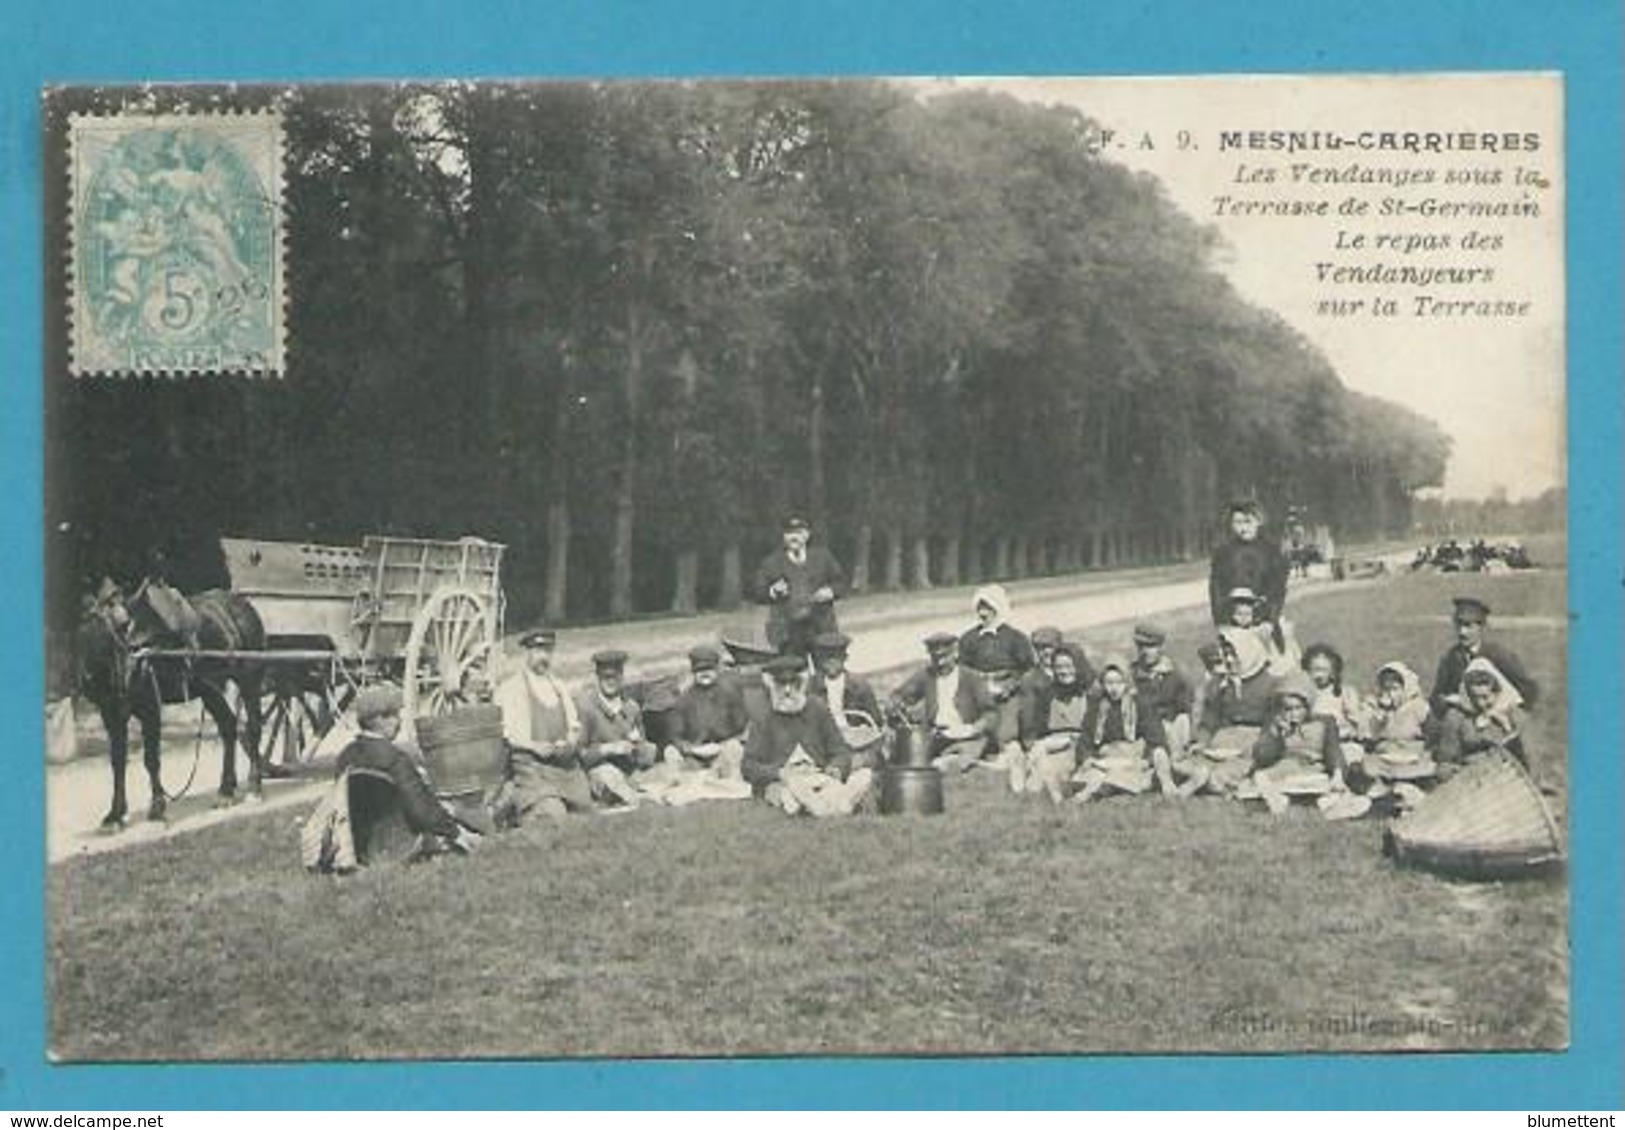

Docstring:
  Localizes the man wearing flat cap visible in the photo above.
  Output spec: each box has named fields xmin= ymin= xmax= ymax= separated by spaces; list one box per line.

xmin=808 ymin=631 xmax=884 ymax=767
xmin=1429 ymin=596 xmax=1539 ymax=722
xmin=664 ymin=644 xmax=751 ymax=782
xmin=575 ymin=649 xmax=661 ymax=807
xmin=888 ymin=631 xmax=999 ymax=772
xmin=1208 ymin=498 xmax=1290 ymax=628
xmin=332 ymin=684 xmax=476 ymax=858
xmin=743 ymin=654 xmax=872 ymax=816
xmin=494 ymin=627 xmax=594 ymax=821
xmin=751 ymin=516 xmax=848 ymax=658
xmin=1131 ymin=622 xmax=1195 ymax=753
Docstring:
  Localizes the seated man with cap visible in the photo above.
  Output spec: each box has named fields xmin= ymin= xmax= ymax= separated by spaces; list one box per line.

xmin=751 ymin=516 xmax=847 ymax=658
xmin=665 ymin=644 xmax=750 ymax=781
xmin=1430 ymin=591 xmax=1540 ymax=760
xmin=576 ymin=649 xmax=662 ymax=807
xmin=888 ymin=632 xmax=999 ymax=773
xmin=743 ymin=654 xmax=872 ymax=817
xmin=1130 ymin=622 xmax=1195 ymax=753
xmin=333 ymin=684 xmax=478 ymax=859
xmin=1429 ymin=596 xmax=1539 ymax=728
xmin=807 ymin=631 xmax=884 ymax=768
xmin=494 ymin=627 xmax=594 ymax=821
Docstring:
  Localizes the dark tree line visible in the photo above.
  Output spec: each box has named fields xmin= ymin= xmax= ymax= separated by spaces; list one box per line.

xmin=45 ymin=80 xmax=1451 ymax=632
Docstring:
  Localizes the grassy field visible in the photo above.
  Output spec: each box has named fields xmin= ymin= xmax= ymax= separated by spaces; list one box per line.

xmin=48 ymin=549 xmax=1568 ymax=1060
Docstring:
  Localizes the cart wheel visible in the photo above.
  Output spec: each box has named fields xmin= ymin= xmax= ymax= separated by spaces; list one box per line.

xmin=242 ymin=676 xmax=336 ymax=775
xmin=401 ymin=585 xmax=494 ymax=739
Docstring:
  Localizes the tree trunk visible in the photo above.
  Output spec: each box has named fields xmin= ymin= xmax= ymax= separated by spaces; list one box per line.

xmin=881 ymin=527 xmax=904 ymax=591
xmin=1009 ymin=535 xmax=1029 ymax=580
xmin=962 ymin=536 xmax=983 ymax=584
xmin=717 ymin=542 xmax=743 ymax=610
xmin=543 ymin=496 xmax=570 ymax=624
xmin=939 ymin=534 xmax=962 ymax=587
xmin=850 ymin=524 xmax=873 ymax=593
xmin=608 ymin=300 xmax=643 ymax=621
xmin=542 ymin=352 xmax=574 ymax=625
xmin=1057 ymin=539 xmax=1076 ymax=572
xmin=671 ymin=548 xmax=700 ymax=615
xmin=909 ymin=535 xmax=932 ymax=590
xmin=808 ymin=367 xmax=828 ymax=527
xmin=1031 ymin=536 xmax=1050 ymax=577
xmin=992 ymin=536 xmax=1012 ymax=579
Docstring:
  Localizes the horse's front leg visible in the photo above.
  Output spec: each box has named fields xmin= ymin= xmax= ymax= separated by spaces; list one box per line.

xmin=134 ymin=692 xmax=167 ymax=822
xmin=202 ymin=681 xmax=248 ymax=805
xmin=97 ymin=699 xmax=129 ymax=829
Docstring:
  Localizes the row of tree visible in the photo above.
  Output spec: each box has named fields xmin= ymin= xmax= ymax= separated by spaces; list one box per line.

xmin=1412 ymin=487 xmax=1566 ymax=538
xmin=45 ymin=80 xmax=1451 ymax=631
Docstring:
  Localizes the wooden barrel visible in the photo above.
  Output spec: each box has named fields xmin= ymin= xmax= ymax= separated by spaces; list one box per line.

xmin=416 ymin=704 xmax=507 ymax=797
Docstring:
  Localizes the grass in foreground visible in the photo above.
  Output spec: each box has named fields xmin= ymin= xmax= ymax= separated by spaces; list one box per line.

xmin=48 ymin=561 xmax=1567 ymax=1060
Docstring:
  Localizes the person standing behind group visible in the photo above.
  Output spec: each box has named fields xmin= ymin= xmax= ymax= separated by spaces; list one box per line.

xmin=1208 ymin=498 xmax=1290 ymax=628
xmin=751 ymin=516 xmax=847 ymax=658
xmin=958 ymin=584 xmax=1037 ymax=750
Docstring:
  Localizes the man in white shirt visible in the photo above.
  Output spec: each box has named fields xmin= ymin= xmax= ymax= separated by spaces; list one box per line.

xmin=493 ymin=628 xmax=593 ymax=820
xmin=888 ymin=632 xmax=999 ymax=773
xmin=807 ymin=631 xmax=883 ymax=767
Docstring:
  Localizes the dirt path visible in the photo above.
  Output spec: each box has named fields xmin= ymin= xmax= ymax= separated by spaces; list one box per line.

xmin=47 ymin=551 xmax=1411 ymax=864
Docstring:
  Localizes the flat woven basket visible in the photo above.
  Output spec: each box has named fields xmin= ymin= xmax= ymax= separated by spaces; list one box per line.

xmin=1387 ymin=749 xmax=1564 ymax=880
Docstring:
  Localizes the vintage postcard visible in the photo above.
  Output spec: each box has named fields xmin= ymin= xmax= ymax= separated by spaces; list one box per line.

xmin=42 ymin=74 xmax=1566 ymax=1060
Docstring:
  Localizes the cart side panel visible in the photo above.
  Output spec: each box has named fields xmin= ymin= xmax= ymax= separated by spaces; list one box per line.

xmin=220 ymin=537 xmax=367 ymax=651
xmin=359 ymin=536 xmax=505 ymax=659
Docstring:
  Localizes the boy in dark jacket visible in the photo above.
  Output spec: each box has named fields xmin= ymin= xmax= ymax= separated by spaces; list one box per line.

xmin=334 ymin=685 xmax=476 ymax=859
xmin=1130 ymin=622 xmax=1195 ymax=752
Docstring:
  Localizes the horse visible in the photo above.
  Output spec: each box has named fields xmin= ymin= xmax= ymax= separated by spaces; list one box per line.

xmin=74 ymin=577 xmax=267 ymax=829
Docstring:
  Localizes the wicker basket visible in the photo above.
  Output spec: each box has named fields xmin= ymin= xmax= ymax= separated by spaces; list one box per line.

xmin=416 ymin=704 xmax=507 ymax=797
xmin=1387 ymin=749 xmax=1564 ymax=880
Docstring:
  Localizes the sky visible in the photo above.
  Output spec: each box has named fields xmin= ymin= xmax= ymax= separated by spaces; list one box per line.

xmin=914 ymin=75 xmax=1565 ymax=501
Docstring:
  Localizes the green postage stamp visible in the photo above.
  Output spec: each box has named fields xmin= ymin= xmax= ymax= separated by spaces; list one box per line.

xmin=68 ymin=111 xmax=284 ymax=375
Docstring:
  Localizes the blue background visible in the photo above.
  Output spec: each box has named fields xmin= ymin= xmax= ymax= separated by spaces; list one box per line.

xmin=4 ymin=0 xmax=1620 ymax=1110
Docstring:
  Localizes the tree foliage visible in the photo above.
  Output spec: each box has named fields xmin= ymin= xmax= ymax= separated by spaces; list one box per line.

xmin=45 ymin=80 xmax=1452 ymax=629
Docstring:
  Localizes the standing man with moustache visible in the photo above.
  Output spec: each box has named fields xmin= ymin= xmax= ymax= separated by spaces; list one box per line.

xmin=751 ymin=516 xmax=847 ymax=659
